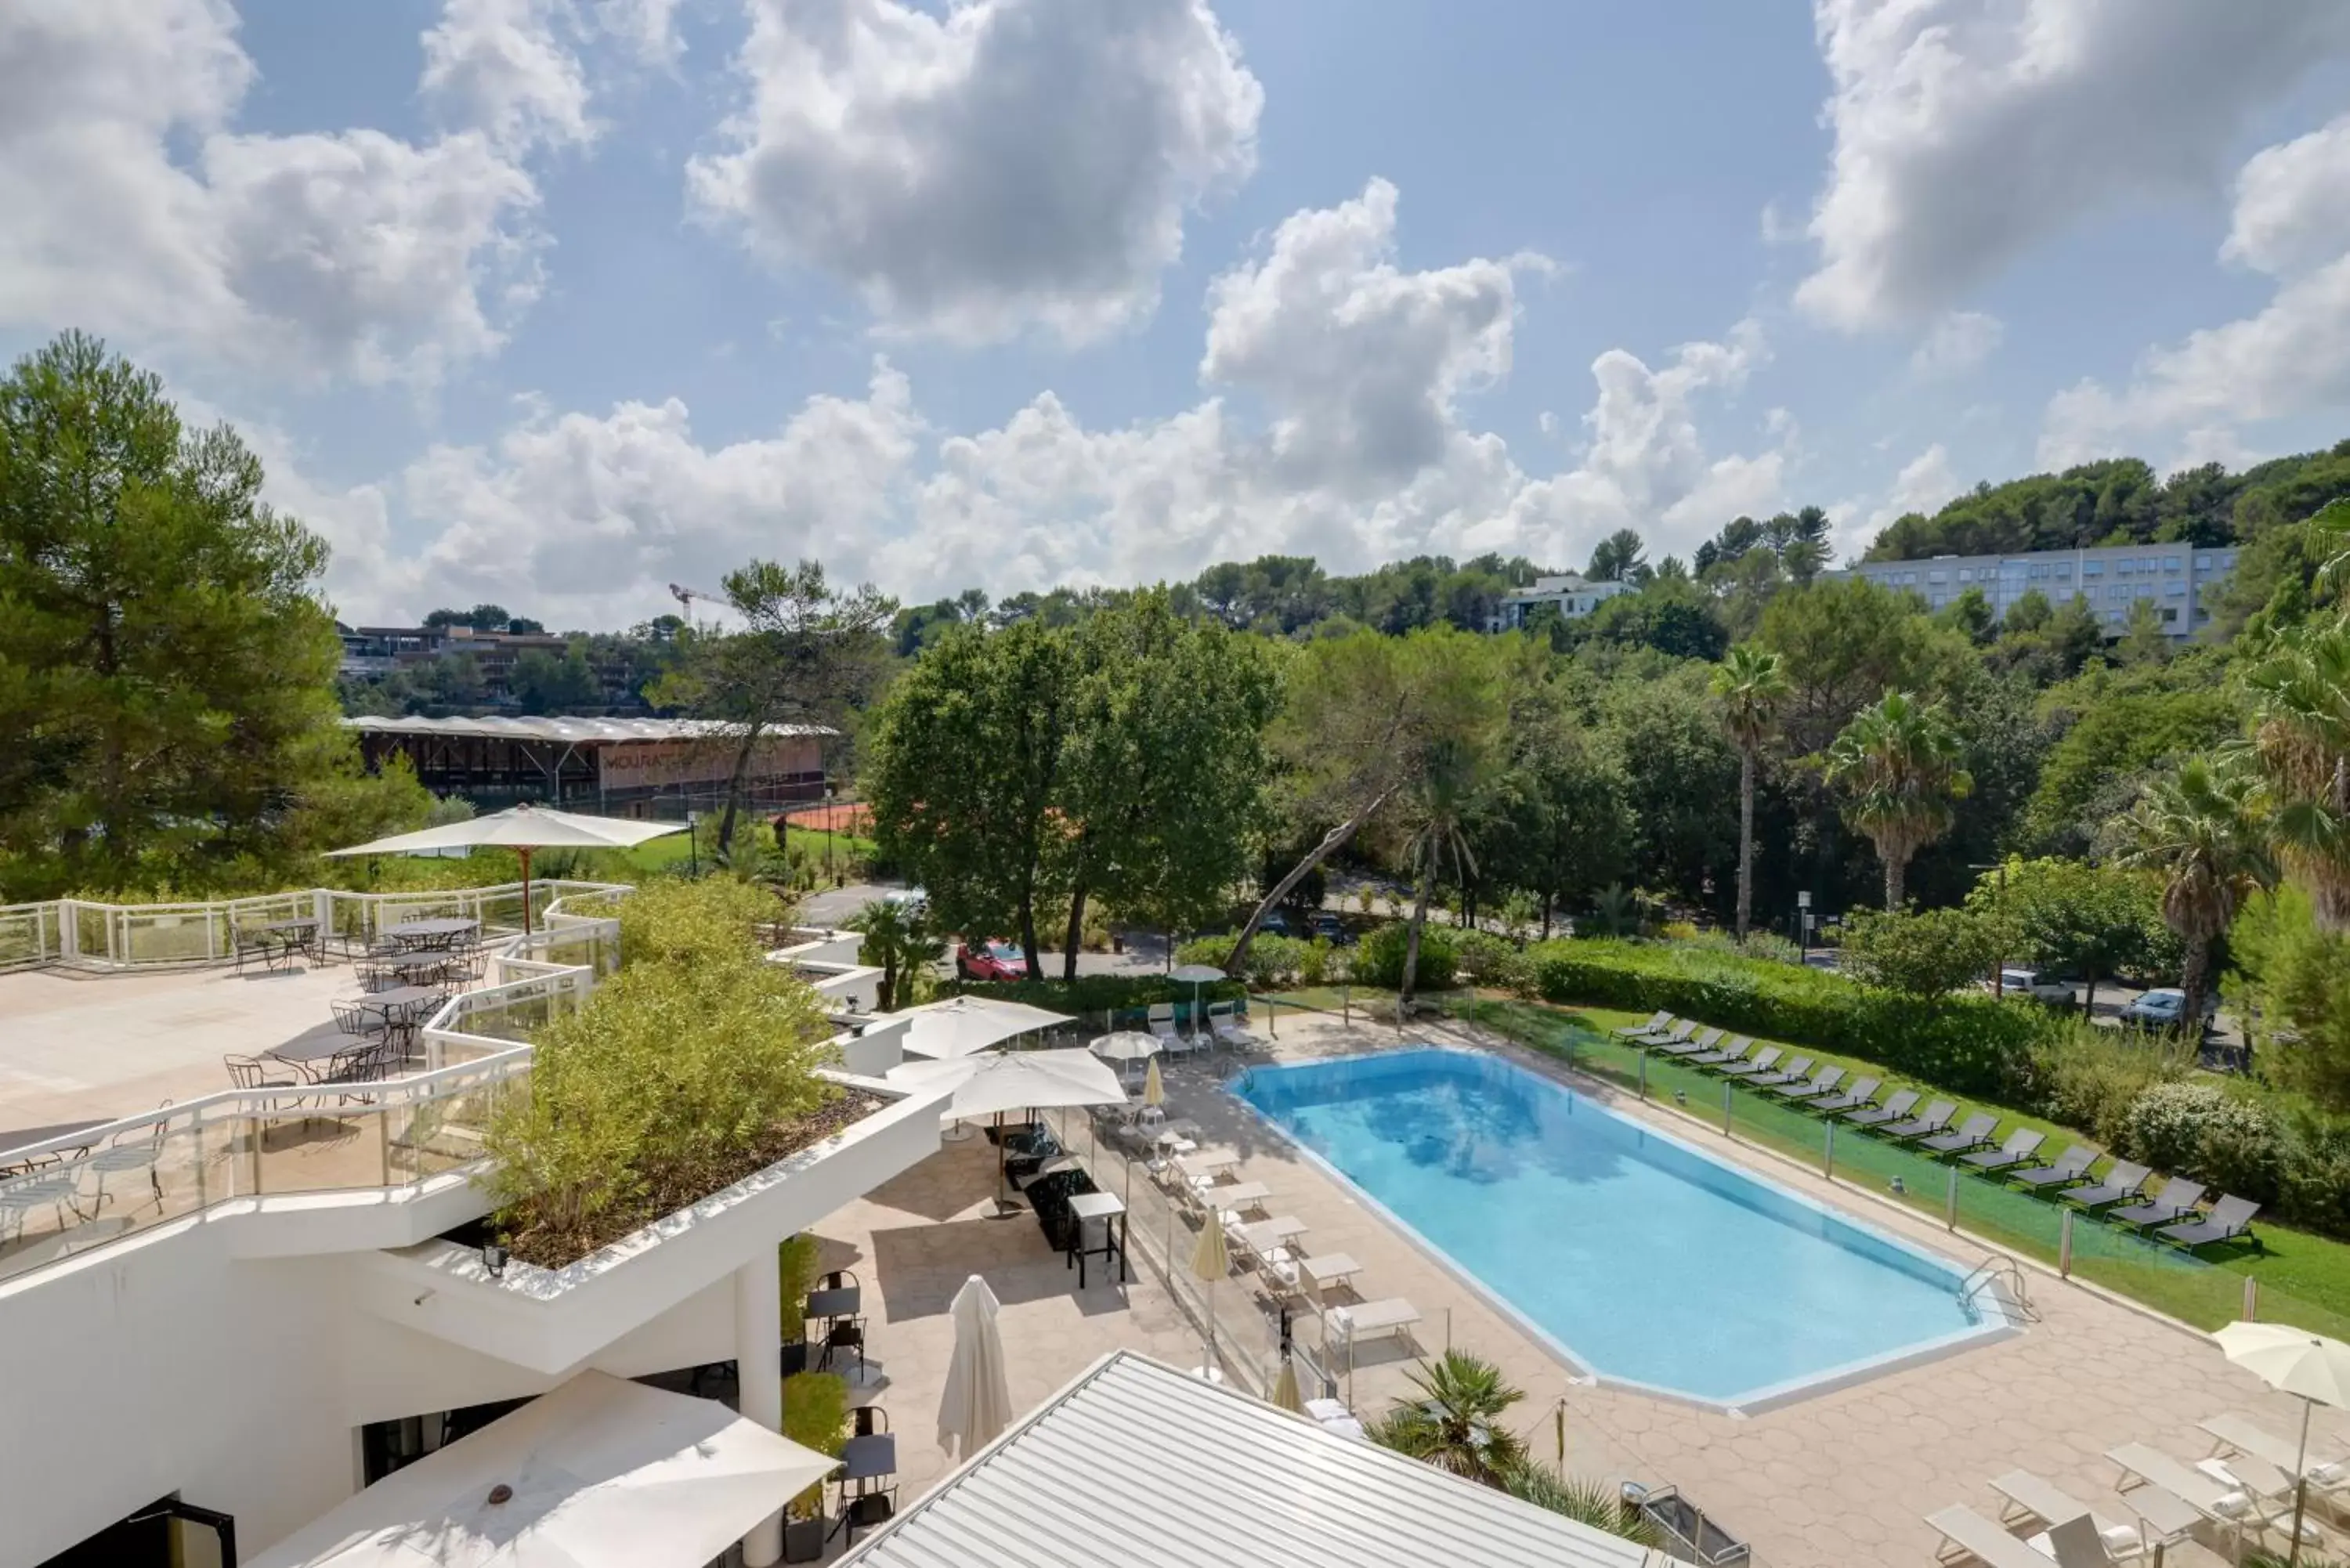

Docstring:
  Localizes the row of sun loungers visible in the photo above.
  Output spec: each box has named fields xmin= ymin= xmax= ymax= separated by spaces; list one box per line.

xmin=1925 ymin=1407 xmax=2350 ymax=1565
xmin=1623 ymin=1014 xmax=2262 ymax=1250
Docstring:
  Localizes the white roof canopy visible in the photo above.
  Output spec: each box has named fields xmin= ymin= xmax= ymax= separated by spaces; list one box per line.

xmin=891 ymin=996 xmax=1076 ymax=1061
xmin=884 ymin=1049 xmax=1126 ymax=1121
xmin=841 ymin=1351 xmax=1662 ymax=1568
xmin=249 ymin=1371 xmax=839 ymax=1568
xmin=327 ymin=804 xmax=687 ymax=858
xmin=346 ymin=715 xmax=833 ymax=745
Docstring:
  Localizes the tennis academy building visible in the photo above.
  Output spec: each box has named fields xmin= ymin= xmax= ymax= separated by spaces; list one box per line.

xmin=347 ymin=715 xmax=832 ymax=818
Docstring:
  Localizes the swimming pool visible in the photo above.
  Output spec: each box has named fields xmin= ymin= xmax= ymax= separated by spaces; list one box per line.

xmin=1238 ymin=1048 xmax=2005 ymax=1407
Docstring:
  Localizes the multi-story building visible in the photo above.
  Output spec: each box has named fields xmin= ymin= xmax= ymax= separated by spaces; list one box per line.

xmin=1840 ymin=542 xmax=2243 ymax=638
xmin=1487 ymin=572 xmax=1633 ymax=632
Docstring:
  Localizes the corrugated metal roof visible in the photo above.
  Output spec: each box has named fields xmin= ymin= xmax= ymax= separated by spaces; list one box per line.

xmin=342 ymin=715 xmax=833 ymax=743
xmin=842 ymin=1352 xmax=1661 ymax=1568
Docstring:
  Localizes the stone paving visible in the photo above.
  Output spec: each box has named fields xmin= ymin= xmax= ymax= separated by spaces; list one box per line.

xmin=817 ymin=1012 xmax=2350 ymax=1567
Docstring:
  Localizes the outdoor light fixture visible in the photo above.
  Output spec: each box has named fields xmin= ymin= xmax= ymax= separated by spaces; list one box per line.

xmin=483 ymin=1240 xmax=509 ymax=1277
xmin=1889 ymin=1176 xmax=1907 ymax=1196
xmin=1673 ymin=1089 xmax=1687 ymax=1107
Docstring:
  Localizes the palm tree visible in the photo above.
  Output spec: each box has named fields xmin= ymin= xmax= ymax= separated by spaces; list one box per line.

xmin=1586 ymin=528 xmax=1647 ymax=584
xmin=1501 ymin=1464 xmax=1663 ymax=1548
xmin=1710 ymin=644 xmax=1789 ymax=941
xmin=2114 ymin=755 xmax=2277 ymax=1026
xmin=2242 ymin=616 xmax=2350 ymax=930
xmin=1367 ymin=1350 xmax=1529 ymax=1487
xmin=843 ymin=897 xmax=944 ymax=1012
xmin=1398 ymin=734 xmax=1481 ymax=1006
xmin=1824 ymin=691 xmax=1973 ymax=909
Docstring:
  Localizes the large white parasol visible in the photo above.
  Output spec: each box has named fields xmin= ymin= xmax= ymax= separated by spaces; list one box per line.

xmin=328 ymin=804 xmax=685 ymax=932
xmin=2214 ymin=1321 xmax=2350 ymax=1564
xmin=937 ymin=1275 xmax=1015 ymax=1460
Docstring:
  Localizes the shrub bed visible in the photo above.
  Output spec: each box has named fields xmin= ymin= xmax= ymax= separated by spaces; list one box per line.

xmin=949 ymin=972 xmax=1247 ymax=1019
xmin=1527 ymin=938 xmax=2042 ymax=1100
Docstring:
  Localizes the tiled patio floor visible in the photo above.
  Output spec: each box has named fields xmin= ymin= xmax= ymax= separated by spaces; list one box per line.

xmin=818 ymin=1013 xmax=2350 ymax=1568
xmin=0 ymin=961 xmax=359 ymax=1127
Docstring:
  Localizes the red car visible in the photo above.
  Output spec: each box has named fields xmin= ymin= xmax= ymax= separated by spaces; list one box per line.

xmin=956 ymin=940 xmax=1028 ymax=981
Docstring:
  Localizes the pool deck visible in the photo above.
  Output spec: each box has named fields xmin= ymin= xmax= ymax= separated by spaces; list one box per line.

xmin=1053 ymin=1010 xmax=2341 ymax=1568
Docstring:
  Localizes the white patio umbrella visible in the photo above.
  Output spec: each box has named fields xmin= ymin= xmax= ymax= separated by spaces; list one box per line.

xmin=1190 ymin=1215 xmax=1230 ymax=1381
xmin=1170 ymin=963 xmax=1225 ymax=1039
xmin=938 ymin=1274 xmax=1014 ymax=1459
xmin=2215 ymin=1321 xmax=2350 ymax=1563
xmin=327 ymin=804 xmax=685 ymax=933
xmin=1091 ymin=1030 xmax=1162 ymax=1086
xmin=247 ymin=1370 xmax=839 ymax=1568
xmin=886 ymin=1049 xmax=1129 ymax=1194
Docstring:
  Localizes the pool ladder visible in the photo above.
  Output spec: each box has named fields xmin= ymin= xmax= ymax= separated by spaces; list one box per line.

xmin=1958 ymin=1253 xmax=2034 ymax=1321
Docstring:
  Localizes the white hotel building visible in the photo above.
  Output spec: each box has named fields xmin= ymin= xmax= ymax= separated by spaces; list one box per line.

xmin=1839 ymin=541 xmax=2243 ymax=639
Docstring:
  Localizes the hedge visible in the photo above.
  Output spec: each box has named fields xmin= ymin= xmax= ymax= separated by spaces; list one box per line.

xmin=947 ymin=973 xmax=1247 ymax=1020
xmin=1528 ymin=938 xmax=2045 ymax=1100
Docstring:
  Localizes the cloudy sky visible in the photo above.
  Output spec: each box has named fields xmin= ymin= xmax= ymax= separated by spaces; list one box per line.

xmin=7 ymin=0 xmax=2350 ymax=627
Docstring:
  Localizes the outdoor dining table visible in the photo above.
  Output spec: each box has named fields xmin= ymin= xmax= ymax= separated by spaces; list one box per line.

xmin=1065 ymin=1190 xmax=1127 ymax=1288
xmin=356 ymin=984 xmax=446 ymax=1021
xmin=837 ymin=1433 xmax=896 ymax=1490
xmin=266 ymin=1021 xmax=367 ymax=1079
xmin=259 ymin=916 xmax=322 ymax=960
xmin=384 ymin=917 xmax=479 ymax=952
xmin=0 ymin=1119 xmax=108 ymax=1173
xmin=804 ymin=1285 xmax=861 ymax=1327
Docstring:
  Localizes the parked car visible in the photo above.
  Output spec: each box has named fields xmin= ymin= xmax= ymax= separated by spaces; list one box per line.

xmin=1995 ymin=966 xmax=2076 ymax=1005
xmin=2121 ymin=987 xmax=2213 ymax=1028
xmin=956 ymin=939 xmax=1027 ymax=981
xmin=1259 ymin=909 xmax=1295 ymax=938
xmin=883 ymin=886 xmax=929 ymax=919
xmin=1311 ymin=912 xmax=1351 ymax=945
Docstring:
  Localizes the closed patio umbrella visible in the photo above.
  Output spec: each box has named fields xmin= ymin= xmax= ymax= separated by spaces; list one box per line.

xmin=2216 ymin=1321 xmax=2350 ymax=1563
xmin=938 ymin=1274 xmax=1015 ymax=1460
xmin=327 ymin=804 xmax=685 ymax=934
xmin=1143 ymin=1057 xmax=1165 ymax=1111
xmin=1268 ymin=1356 xmax=1304 ymax=1414
xmin=1190 ymin=1214 xmax=1229 ymax=1381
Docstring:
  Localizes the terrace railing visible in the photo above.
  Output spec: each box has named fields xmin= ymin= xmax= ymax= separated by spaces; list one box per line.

xmin=0 ymin=1049 xmax=531 ymax=1288
xmin=0 ymin=880 xmax=631 ymax=974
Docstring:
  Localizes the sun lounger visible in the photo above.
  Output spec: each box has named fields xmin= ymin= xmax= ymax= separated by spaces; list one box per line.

xmin=2111 ymin=1178 xmax=2207 ymax=1231
xmin=1201 ymin=1180 xmax=1271 ymax=1214
xmin=1683 ymin=1034 xmax=1751 ymax=1067
xmin=1614 ymin=1010 xmax=1672 ymax=1039
xmin=2160 ymin=1194 xmax=2260 ymax=1248
xmin=1882 ymin=1099 xmax=1958 ymax=1141
xmin=1964 ymin=1129 xmax=2047 ymax=1172
xmin=1326 ymin=1297 xmax=1421 ymax=1349
xmin=2191 ymin=1451 xmax=2331 ymax=1553
xmin=1746 ymin=1054 xmax=1816 ymax=1088
xmin=1227 ymin=1215 xmax=1307 ymax=1259
xmin=1843 ymin=1088 xmax=1919 ymax=1127
xmin=1632 ymin=1017 xmax=1691 ymax=1046
xmin=1988 ymin=1471 xmax=2148 ymax=1562
xmin=2012 ymin=1144 xmax=2097 ymax=1190
xmin=1214 ymin=1013 xmax=1260 ymax=1050
xmin=2109 ymin=1442 xmax=2265 ymax=1551
xmin=1656 ymin=1028 xmax=1723 ymax=1058
xmin=2201 ymin=1413 xmax=2350 ymax=1488
xmin=1147 ymin=1003 xmax=1180 ymax=1043
xmin=1809 ymin=1075 xmax=1880 ymax=1114
xmin=2059 ymin=1160 xmax=2150 ymax=1209
xmin=1919 ymin=1111 xmax=1999 ymax=1155
xmin=1774 ymin=1065 xmax=1846 ymax=1101
xmin=1925 ymin=1505 xmax=2066 ymax=1568
xmin=1713 ymin=1046 xmax=1783 ymax=1079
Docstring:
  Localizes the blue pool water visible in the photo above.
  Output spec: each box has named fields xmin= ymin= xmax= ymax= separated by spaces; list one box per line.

xmin=1239 ymin=1049 xmax=1991 ymax=1404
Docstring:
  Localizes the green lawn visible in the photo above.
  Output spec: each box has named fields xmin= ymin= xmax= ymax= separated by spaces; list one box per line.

xmin=607 ymin=822 xmax=876 ymax=877
xmin=1445 ymin=994 xmax=2350 ymax=1338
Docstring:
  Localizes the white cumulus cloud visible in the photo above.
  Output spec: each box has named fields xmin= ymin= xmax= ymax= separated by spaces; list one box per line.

xmin=0 ymin=0 xmax=551 ymax=388
xmin=1910 ymin=310 xmax=2003 ymax=378
xmin=687 ymin=0 xmax=1262 ymax=345
xmin=421 ymin=0 xmax=597 ymax=153
xmin=1799 ymin=0 xmax=2350 ymax=330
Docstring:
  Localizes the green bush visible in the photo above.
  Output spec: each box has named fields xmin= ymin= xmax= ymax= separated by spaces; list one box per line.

xmin=2023 ymin=1025 xmax=2192 ymax=1144
xmin=2119 ymin=1082 xmax=2283 ymax=1203
xmin=1664 ymin=928 xmax=1806 ymax=966
xmin=1452 ymin=928 xmax=1531 ymax=993
xmin=782 ymin=1372 xmax=851 ymax=1519
xmin=1354 ymin=921 xmax=1459 ymax=990
xmin=1527 ymin=938 xmax=2041 ymax=1098
xmin=1838 ymin=907 xmax=1998 ymax=996
xmin=953 ymin=971 xmax=1247 ymax=1017
xmin=1175 ymin=933 xmax=1314 ymax=985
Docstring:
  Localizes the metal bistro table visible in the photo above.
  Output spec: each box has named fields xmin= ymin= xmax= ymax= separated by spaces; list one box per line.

xmin=267 ymin=1021 xmax=365 ymax=1080
xmin=1065 ymin=1191 xmax=1127 ymax=1288
xmin=384 ymin=917 xmax=479 ymax=952
xmin=260 ymin=917 xmax=323 ymax=963
xmin=0 ymin=1119 xmax=108 ymax=1175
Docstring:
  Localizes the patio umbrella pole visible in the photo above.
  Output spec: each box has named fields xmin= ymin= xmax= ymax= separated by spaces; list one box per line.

xmin=2291 ymin=1396 xmax=2312 ymax=1567
xmin=519 ymin=845 xmax=533 ymax=936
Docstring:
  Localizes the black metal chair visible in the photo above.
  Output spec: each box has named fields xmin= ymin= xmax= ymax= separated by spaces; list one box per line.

xmin=841 ymin=1491 xmax=894 ymax=1546
xmin=330 ymin=999 xmax=376 ymax=1036
xmin=224 ymin=1054 xmax=297 ymax=1094
xmin=821 ymin=1316 xmax=866 ymax=1378
xmin=852 ymin=1405 xmax=888 ymax=1437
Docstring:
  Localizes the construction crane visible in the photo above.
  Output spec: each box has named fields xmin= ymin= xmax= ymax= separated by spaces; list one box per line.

xmin=667 ymin=582 xmax=721 ymax=627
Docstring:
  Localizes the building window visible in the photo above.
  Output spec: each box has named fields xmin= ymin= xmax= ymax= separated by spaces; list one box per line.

xmin=2165 ymin=582 xmax=2186 ymax=596
xmin=2081 ymin=562 xmax=2102 ymax=576
xmin=1931 ymin=593 xmax=1947 ymax=607
xmin=2196 ymin=554 xmax=2214 ymax=569
xmin=2055 ymin=565 xmax=2073 ymax=579
xmin=2164 ymin=556 xmax=2182 ymax=571
xmin=2224 ymin=552 xmax=2238 ymax=568
xmin=1928 ymin=570 xmax=1947 ymax=583
xmin=2029 ymin=564 xmax=2048 ymax=577
xmin=1956 ymin=568 xmax=1972 ymax=582
xmin=2161 ymin=607 xmax=2178 ymax=623
xmin=2107 ymin=610 xmax=2124 ymax=623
